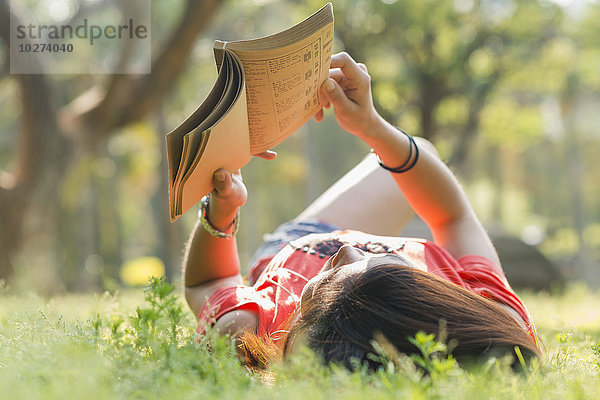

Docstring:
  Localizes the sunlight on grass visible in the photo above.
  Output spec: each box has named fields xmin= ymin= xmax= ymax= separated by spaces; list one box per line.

xmin=1 ymin=281 xmax=599 ymax=399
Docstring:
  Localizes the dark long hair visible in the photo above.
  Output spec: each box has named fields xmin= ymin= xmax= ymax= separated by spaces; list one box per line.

xmin=242 ymin=265 xmax=540 ymax=370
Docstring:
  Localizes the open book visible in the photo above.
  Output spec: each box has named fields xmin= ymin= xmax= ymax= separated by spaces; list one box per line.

xmin=166 ymin=3 xmax=334 ymax=221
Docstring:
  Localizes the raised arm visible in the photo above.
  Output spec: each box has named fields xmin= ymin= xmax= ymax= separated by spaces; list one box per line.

xmin=317 ymin=53 xmax=500 ymax=267
xmin=182 ymin=169 xmax=246 ymax=317
xmin=182 ymin=149 xmax=276 ymax=318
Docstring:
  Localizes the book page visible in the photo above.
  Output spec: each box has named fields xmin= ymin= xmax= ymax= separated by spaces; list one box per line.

xmin=168 ymin=51 xmax=251 ymax=221
xmin=166 ymin=53 xmax=230 ymax=185
xmin=172 ymin=62 xmax=232 ymax=194
xmin=167 ymin=4 xmax=335 ymax=220
xmin=177 ymin=88 xmax=251 ymax=220
xmin=216 ymin=4 xmax=334 ymax=154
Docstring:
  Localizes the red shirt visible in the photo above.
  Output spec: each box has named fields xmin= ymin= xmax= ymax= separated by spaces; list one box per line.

xmin=197 ymin=230 xmax=537 ymax=345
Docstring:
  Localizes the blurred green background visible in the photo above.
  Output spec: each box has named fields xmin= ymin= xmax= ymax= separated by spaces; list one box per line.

xmin=1 ymin=0 xmax=598 ymax=294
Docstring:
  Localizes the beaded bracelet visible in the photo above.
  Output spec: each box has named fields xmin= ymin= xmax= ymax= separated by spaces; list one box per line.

xmin=198 ymin=195 xmax=240 ymax=238
xmin=373 ymin=128 xmax=419 ymax=173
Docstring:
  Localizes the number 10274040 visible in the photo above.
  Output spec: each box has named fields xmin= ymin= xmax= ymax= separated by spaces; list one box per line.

xmin=18 ymin=43 xmax=74 ymax=53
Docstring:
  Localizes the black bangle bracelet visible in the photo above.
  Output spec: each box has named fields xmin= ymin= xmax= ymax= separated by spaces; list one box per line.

xmin=374 ymin=128 xmax=420 ymax=173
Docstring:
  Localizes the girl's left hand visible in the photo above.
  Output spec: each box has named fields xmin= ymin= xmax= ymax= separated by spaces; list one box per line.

xmin=314 ymin=52 xmax=384 ymax=140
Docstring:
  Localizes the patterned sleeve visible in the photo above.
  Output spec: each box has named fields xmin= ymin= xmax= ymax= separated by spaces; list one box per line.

xmin=195 ymin=285 xmax=273 ymax=336
xmin=457 ymin=255 xmax=538 ymax=344
xmin=422 ymin=241 xmax=537 ymax=345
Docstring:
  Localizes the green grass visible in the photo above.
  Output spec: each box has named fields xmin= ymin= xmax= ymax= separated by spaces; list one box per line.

xmin=1 ymin=279 xmax=599 ymax=400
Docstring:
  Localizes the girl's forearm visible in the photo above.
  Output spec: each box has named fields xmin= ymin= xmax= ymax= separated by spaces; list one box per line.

xmin=183 ymin=207 xmax=242 ymax=288
xmin=183 ymin=169 xmax=247 ymax=288
xmin=362 ymin=117 xmax=473 ymax=228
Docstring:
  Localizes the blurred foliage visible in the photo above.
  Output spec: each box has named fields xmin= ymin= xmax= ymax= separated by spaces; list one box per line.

xmin=2 ymin=0 xmax=599 ymax=289
xmin=120 ymin=257 xmax=165 ymax=286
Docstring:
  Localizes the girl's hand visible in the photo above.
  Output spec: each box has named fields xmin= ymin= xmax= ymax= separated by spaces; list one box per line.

xmin=208 ymin=169 xmax=247 ymax=230
xmin=207 ymin=149 xmax=275 ymax=228
xmin=315 ymin=52 xmax=385 ymax=139
xmin=253 ymin=150 xmax=277 ymax=160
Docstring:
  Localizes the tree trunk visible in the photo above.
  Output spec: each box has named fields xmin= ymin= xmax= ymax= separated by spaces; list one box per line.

xmin=0 ymin=0 xmax=224 ymax=288
xmin=418 ymin=73 xmax=441 ymax=140
xmin=152 ymin=106 xmax=185 ymax=282
xmin=0 ymin=0 xmax=70 ymax=281
xmin=561 ymin=76 xmax=594 ymax=285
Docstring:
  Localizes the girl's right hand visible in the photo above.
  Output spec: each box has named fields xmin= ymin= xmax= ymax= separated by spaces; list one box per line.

xmin=207 ymin=148 xmax=276 ymax=230
xmin=208 ymin=169 xmax=247 ymax=231
xmin=315 ymin=52 xmax=386 ymax=140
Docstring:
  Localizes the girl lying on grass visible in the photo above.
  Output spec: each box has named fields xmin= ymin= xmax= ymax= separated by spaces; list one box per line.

xmin=182 ymin=52 xmax=540 ymax=370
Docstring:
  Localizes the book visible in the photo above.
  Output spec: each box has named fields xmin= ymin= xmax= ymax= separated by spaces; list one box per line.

xmin=166 ymin=3 xmax=335 ymax=221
